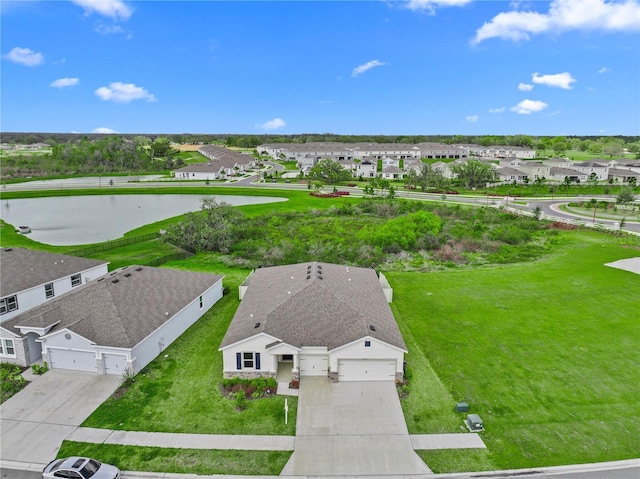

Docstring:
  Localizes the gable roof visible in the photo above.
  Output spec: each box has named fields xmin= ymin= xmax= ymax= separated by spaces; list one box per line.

xmin=3 ymin=266 xmax=223 ymax=349
xmin=0 ymin=248 xmax=108 ymax=297
xmin=220 ymin=262 xmax=406 ymax=352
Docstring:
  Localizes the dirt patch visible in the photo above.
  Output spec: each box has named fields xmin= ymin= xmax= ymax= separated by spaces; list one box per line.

xmin=605 ymin=257 xmax=640 ymax=275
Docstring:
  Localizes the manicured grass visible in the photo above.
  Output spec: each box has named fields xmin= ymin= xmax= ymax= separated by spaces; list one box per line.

xmin=57 ymin=441 xmax=291 ymax=476
xmin=82 ymin=256 xmax=298 ymax=435
xmin=390 ymin=230 xmax=640 ymax=471
xmin=416 ymin=449 xmax=495 ymax=473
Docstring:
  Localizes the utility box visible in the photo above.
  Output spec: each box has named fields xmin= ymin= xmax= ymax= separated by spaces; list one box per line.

xmin=455 ymin=402 xmax=469 ymax=412
xmin=467 ymin=414 xmax=484 ymax=431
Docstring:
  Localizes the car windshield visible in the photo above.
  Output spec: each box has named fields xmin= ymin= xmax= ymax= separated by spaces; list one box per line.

xmin=47 ymin=459 xmax=65 ymax=472
xmin=79 ymin=459 xmax=101 ymax=478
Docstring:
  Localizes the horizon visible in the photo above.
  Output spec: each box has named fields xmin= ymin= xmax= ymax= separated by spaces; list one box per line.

xmin=2 ymin=1 xmax=639 ymax=136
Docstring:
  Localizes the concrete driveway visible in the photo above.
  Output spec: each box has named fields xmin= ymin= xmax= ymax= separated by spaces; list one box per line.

xmin=281 ymin=378 xmax=432 ymax=476
xmin=0 ymin=369 xmax=120 ymax=466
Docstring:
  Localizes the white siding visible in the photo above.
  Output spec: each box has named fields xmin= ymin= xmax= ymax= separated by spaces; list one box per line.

xmin=131 ymin=280 xmax=223 ymax=374
xmin=221 ymin=333 xmax=280 ymax=375
xmin=1 ymin=263 xmax=107 ymax=323
xmin=329 ymin=337 xmax=405 ymax=377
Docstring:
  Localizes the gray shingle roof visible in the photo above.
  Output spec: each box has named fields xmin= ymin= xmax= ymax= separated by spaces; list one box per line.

xmin=1 ymin=248 xmax=108 ymax=297
xmin=220 ymin=262 xmax=406 ymax=352
xmin=3 ymin=266 xmax=223 ymax=348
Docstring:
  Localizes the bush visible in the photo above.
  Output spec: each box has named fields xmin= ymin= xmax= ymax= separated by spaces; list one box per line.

xmin=1 ymin=363 xmax=26 ymax=403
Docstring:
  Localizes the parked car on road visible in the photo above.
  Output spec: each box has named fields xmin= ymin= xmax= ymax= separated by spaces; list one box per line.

xmin=42 ymin=457 xmax=120 ymax=479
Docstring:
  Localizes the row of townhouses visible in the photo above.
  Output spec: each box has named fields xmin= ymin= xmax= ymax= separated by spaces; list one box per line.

xmin=493 ymin=158 xmax=640 ymax=184
xmin=256 ymin=142 xmax=536 ymax=162
xmin=171 ymin=143 xmax=639 ymax=184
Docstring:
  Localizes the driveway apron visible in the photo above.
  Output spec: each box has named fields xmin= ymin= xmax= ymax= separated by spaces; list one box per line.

xmin=281 ymin=377 xmax=432 ymax=476
xmin=0 ymin=370 xmax=120 ymax=465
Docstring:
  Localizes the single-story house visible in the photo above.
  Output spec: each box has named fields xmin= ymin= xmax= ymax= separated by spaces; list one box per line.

xmin=1 ymin=248 xmax=109 ymax=323
xmin=548 ymin=167 xmax=588 ymax=183
xmin=219 ymin=262 xmax=407 ymax=383
xmin=496 ymin=167 xmax=528 ymax=183
xmin=381 ymin=166 xmax=404 ymax=180
xmin=0 ymin=266 xmax=223 ymax=375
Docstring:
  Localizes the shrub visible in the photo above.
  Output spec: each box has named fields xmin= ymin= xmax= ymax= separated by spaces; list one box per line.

xmin=234 ymin=390 xmax=247 ymax=411
xmin=1 ymin=363 xmax=26 ymax=403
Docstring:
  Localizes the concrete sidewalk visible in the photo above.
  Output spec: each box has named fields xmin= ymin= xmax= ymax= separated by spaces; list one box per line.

xmin=67 ymin=427 xmax=295 ymax=450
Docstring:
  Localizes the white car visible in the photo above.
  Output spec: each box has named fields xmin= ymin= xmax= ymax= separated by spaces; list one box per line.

xmin=42 ymin=457 xmax=120 ymax=479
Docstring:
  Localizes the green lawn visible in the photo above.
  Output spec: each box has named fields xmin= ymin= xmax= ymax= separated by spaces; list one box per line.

xmin=390 ymin=230 xmax=640 ymax=472
xmin=57 ymin=441 xmax=291 ymax=476
xmin=82 ymin=257 xmax=297 ymax=435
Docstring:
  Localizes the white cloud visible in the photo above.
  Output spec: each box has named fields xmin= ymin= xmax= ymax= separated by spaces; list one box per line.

xmin=472 ymin=0 xmax=640 ymax=44
xmin=95 ymin=82 xmax=156 ymax=103
xmin=598 ymin=66 xmax=611 ymax=73
xmin=71 ymin=0 xmax=132 ymax=20
xmin=532 ymin=72 xmax=576 ymax=89
xmin=94 ymin=23 xmax=125 ymax=35
xmin=352 ymin=60 xmax=386 ymax=78
xmin=50 ymin=77 xmax=80 ymax=88
xmin=489 ymin=106 xmax=505 ymax=113
xmin=3 ymin=47 xmax=44 ymax=67
xmin=404 ymin=0 xmax=473 ymax=13
xmin=319 ymin=100 xmax=334 ymax=105
xmin=93 ymin=127 xmax=118 ymax=134
xmin=257 ymin=118 xmax=286 ymax=130
xmin=518 ymin=82 xmax=534 ymax=91
xmin=466 ymin=115 xmax=479 ymax=122
xmin=510 ymin=99 xmax=549 ymax=114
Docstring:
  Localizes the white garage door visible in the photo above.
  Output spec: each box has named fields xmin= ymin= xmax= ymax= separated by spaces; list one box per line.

xmin=103 ymin=353 xmax=128 ymax=375
xmin=299 ymin=355 xmax=328 ymax=377
xmin=49 ymin=349 xmax=97 ymax=373
xmin=338 ymin=359 xmax=396 ymax=381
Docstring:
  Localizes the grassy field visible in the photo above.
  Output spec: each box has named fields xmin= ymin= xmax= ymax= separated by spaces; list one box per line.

xmin=391 ymin=230 xmax=640 ymax=471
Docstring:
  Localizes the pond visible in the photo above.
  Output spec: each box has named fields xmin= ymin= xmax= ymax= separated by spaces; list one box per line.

xmin=0 ymin=194 xmax=287 ymax=246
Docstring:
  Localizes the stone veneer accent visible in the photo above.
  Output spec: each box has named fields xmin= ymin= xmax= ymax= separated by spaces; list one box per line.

xmin=223 ymin=371 xmax=276 ymax=380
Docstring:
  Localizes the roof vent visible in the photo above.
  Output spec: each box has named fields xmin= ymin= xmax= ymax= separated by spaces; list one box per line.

xmin=124 ymin=273 xmax=132 ymax=277
xmin=97 ymin=278 xmax=104 ymax=282
xmin=369 ymin=325 xmax=376 ymax=332
xmin=317 ymin=265 xmax=322 ymax=270
xmin=4 ymin=248 xmax=12 ymax=252
xmin=111 ymin=279 xmax=119 ymax=283
xmin=317 ymin=274 xmax=323 ymax=280
xmin=254 ymin=322 xmax=261 ymax=328
xmin=135 ymin=267 xmax=143 ymax=272
xmin=306 ymin=275 xmax=311 ymax=280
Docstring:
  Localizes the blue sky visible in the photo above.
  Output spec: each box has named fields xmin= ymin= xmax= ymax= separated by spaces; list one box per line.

xmin=2 ymin=0 xmax=639 ymax=135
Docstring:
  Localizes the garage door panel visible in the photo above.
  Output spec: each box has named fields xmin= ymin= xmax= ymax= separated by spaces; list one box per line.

xmin=299 ymin=355 xmax=328 ymax=376
xmin=338 ymin=359 xmax=396 ymax=381
xmin=103 ymin=354 xmax=127 ymax=375
xmin=49 ymin=349 xmax=97 ymax=373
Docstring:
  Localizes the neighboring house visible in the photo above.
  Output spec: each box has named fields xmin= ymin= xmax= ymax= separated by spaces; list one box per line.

xmin=496 ymin=167 xmax=528 ymax=183
xmin=381 ymin=166 xmax=404 ymax=180
xmin=173 ymin=162 xmax=226 ymax=180
xmin=608 ymin=168 xmax=640 ymax=183
xmin=219 ymin=262 xmax=407 ymax=383
xmin=0 ymin=248 xmax=109 ymax=323
xmin=0 ymin=266 xmax=223 ymax=375
xmin=571 ymin=161 xmax=609 ymax=181
xmin=548 ymin=167 xmax=588 ymax=183
xmin=354 ymin=159 xmax=377 ymax=178
xmin=173 ymin=145 xmax=256 ymax=180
